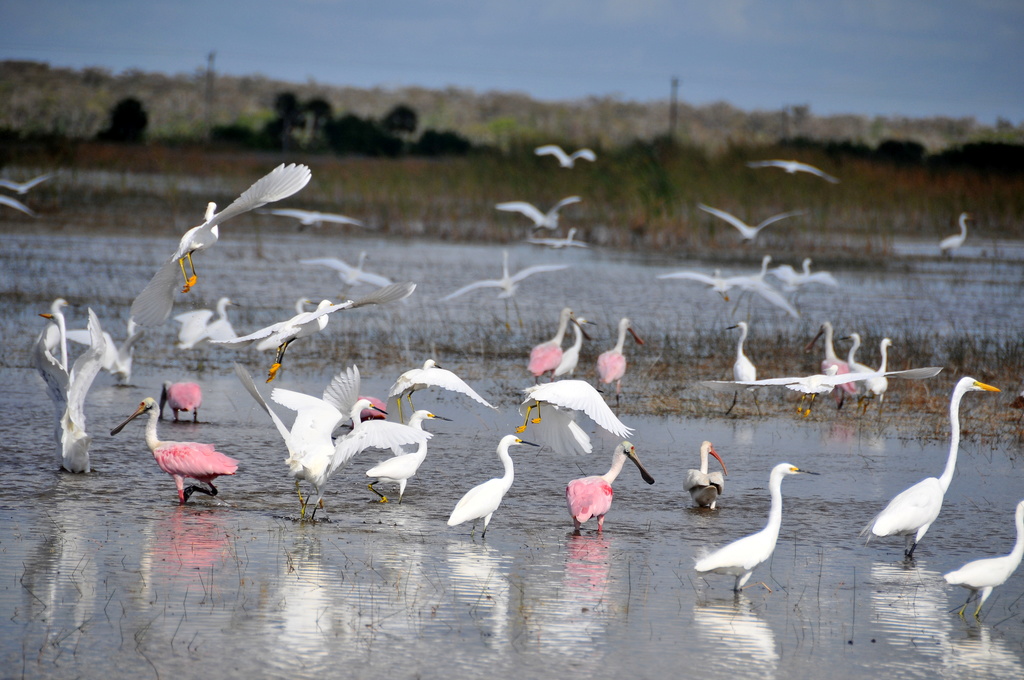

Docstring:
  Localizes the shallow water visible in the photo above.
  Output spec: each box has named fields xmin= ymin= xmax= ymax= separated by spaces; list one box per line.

xmin=2 ymin=227 xmax=1023 ymax=679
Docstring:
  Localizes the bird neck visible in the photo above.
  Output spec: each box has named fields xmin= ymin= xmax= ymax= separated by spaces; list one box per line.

xmin=552 ymin=314 xmax=570 ymax=344
xmin=601 ymin=449 xmax=627 ymax=484
xmin=498 ymin=445 xmax=515 ymax=489
xmin=823 ymin=325 xmax=839 ymax=361
xmin=877 ymin=343 xmax=889 ymax=373
xmin=570 ymin=324 xmax=584 ymax=349
xmin=939 ymin=387 xmax=966 ymax=491
xmin=55 ymin=315 xmax=68 ymax=371
xmin=765 ymin=470 xmax=785 ymax=537
xmin=698 ymin=446 xmax=710 ymax=474
xmin=611 ymin=320 xmax=629 ymax=354
xmin=736 ymin=325 xmax=748 ymax=358
xmin=1011 ymin=506 xmax=1024 ymax=563
xmin=145 ymin=409 xmax=163 ymax=452
xmin=847 ymin=337 xmax=860 ymax=365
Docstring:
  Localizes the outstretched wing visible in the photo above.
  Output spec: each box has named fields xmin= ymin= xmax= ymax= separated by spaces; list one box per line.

xmin=233 ymin=363 xmax=291 ymax=443
xmin=208 ymin=163 xmax=312 ymax=228
xmin=508 ymin=264 xmax=570 ymax=285
xmin=496 ymin=201 xmax=546 ymax=225
xmin=440 ymin=279 xmax=501 ymax=301
xmin=535 ymin=145 xmax=570 ymax=164
xmin=321 ymin=365 xmax=362 ymax=416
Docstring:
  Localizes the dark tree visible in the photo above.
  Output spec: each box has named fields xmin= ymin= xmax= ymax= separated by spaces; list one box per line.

xmin=413 ymin=129 xmax=472 ymax=156
xmin=97 ymin=97 xmax=148 ymax=142
xmin=324 ymin=114 xmax=402 ymax=157
xmin=270 ymin=91 xmax=304 ymax=152
xmin=304 ymin=97 xmax=333 ymax=148
xmin=381 ymin=104 xmax=418 ymax=136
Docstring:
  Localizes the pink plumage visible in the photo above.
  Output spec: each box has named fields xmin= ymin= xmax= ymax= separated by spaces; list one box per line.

xmin=154 ymin=441 xmax=239 ymax=504
xmin=161 ymin=381 xmax=202 ymax=422
xmin=529 ymin=343 xmax=563 ymax=377
xmin=821 ymin=358 xmax=857 ymax=405
xmin=597 ymin=351 xmax=626 ymax=385
xmin=566 ymin=477 xmax=614 ymax=530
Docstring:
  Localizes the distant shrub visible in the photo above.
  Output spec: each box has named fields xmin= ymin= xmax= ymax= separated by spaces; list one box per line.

xmin=413 ymin=129 xmax=472 ymax=156
xmin=930 ymin=142 xmax=1024 ymax=173
xmin=324 ymin=114 xmax=402 ymax=157
xmin=97 ymin=97 xmax=148 ymax=142
xmin=874 ymin=139 xmax=925 ymax=165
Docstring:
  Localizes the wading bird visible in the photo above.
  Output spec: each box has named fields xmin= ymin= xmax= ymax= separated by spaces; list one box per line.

xmin=860 ymin=377 xmax=1000 ymax=558
xmin=174 ymin=297 xmax=237 ymax=349
xmin=768 ymin=258 xmax=838 ymax=292
xmin=0 ymin=193 xmax=36 ymax=217
xmin=944 ymin=499 xmax=1024 ymax=619
xmin=806 ymin=321 xmax=856 ymax=409
xmin=698 ymin=204 xmax=805 ymax=242
xmin=695 ymin=463 xmax=817 ymax=591
xmin=301 ymin=253 xmax=394 ymax=289
xmin=264 ymin=208 xmax=366 ymax=230
xmin=566 ymin=440 xmax=655 ymax=533
xmin=746 ymin=159 xmax=839 ymax=183
xmin=0 ymin=172 xmax=52 ymax=194
xmin=160 ymin=381 xmax=202 ymax=422
xmin=860 ymin=338 xmax=892 ymax=413
xmin=939 ymin=212 xmax=971 ymax=257
xmin=518 ymin=379 xmax=633 ymax=456
xmin=534 ymin=145 xmax=596 ymax=168
xmin=496 ymin=196 xmax=581 ymax=231
xmin=685 ymin=441 xmax=728 ymax=509
xmin=553 ymin=317 xmax=591 ymax=378
xmin=387 ymin=358 xmax=495 ymax=422
xmin=66 ymin=317 xmax=143 ymax=385
xmin=447 ymin=435 xmax=537 ymax=537
xmin=365 ymin=410 xmax=450 ymax=503
xmin=726 ymin=322 xmax=758 ymax=415
xmin=130 ymin=163 xmax=311 ymax=327
xmin=111 ymin=397 xmax=238 ymax=504
xmin=525 ymin=227 xmax=589 ymax=249
xmin=528 ymin=307 xmax=575 ymax=379
xmin=596 ymin=317 xmax=644 ymax=407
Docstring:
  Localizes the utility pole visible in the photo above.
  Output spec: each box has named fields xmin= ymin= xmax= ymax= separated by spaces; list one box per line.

xmin=669 ymin=76 xmax=679 ymax=140
xmin=204 ymin=51 xmax=216 ymax=142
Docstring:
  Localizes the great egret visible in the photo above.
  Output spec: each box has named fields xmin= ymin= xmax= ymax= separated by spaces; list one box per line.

xmin=528 ymin=307 xmax=575 ymax=379
xmin=944 ymin=499 xmax=1024 ymax=618
xmin=110 ymin=397 xmax=238 ymax=504
xmin=129 ymin=163 xmax=311 ymax=327
xmin=806 ymin=321 xmax=856 ymax=408
xmin=518 ymin=379 xmax=634 ymax=455
xmin=553 ymin=317 xmax=591 ymax=378
xmin=0 ymin=172 xmax=52 ymax=194
xmin=695 ymin=463 xmax=817 ymax=591
xmin=365 ymin=410 xmax=450 ymax=503
xmin=66 ymin=317 xmax=143 ymax=385
xmin=685 ymin=441 xmax=728 ymax=509
xmin=447 ymin=435 xmax=537 ymax=536
xmin=939 ymin=212 xmax=971 ymax=256
xmin=697 ymin=204 xmax=805 ymax=241
xmin=160 ymin=381 xmax=202 ymax=422
xmin=387 ymin=358 xmax=496 ymax=422
xmin=861 ymin=338 xmax=892 ymax=413
xmin=525 ymin=227 xmax=589 ymax=249
xmin=596 ymin=317 xmax=644 ymax=407
xmin=174 ymin=297 xmax=237 ymax=349
xmin=659 ymin=259 xmax=799 ymax=318
xmin=725 ymin=322 xmax=758 ymax=415
xmin=746 ymin=159 xmax=840 ymax=183
xmin=301 ymin=253 xmax=394 ymax=289
xmin=769 ymin=258 xmax=838 ymax=291
xmin=496 ymin=196 xmax=581 ymax=231
xmin=566 ymin=440 xmax=655 ymax=533
xmin=860 ymin=377 xmax=1000 ymax=558
xmin=534 ymin=145 xmax=596 ymax=168
xmin=263 ymin=208 xmax=366 ymax=230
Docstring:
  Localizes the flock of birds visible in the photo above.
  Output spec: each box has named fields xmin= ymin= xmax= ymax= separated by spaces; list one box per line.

xmin=21 ymin=147 xmax=1018 ymax=616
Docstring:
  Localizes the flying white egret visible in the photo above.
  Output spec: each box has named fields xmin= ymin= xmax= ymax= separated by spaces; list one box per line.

xmin=746 ymin=159 xmax=840 ymax=183
xmin=944 ymin=499 xmax=1024 ymax=618
xmin=387 ymin=358 xmax=496 ymax=422
xmin=496 ymin=196 xmax=581 ymax=231
xmin=215 ymin=281 xmax=415 ymax=381
xmin=174 ymin=297 xmax=237 ymax=349
xmin=66 ymin=317 xmax=143 ymax=385
xmin=0 ymin=193 xmax=36 ymax=217
xmin=939 ymin=212 xmax=971 ymax=256
xmin=263 ymin=208 xmax=367 ymax=230
xmin=447 ymin=435 xmax=538 ymax=536
xmin=768 ymin=258 xmax=838 ymax=291
xmin=566 ymin=440 xmax=655 ymax=533
xmin=0 ymin=172 xmax=52 ymax=194
xmin=860 ymin=377 xmax=1000 ymax=558
xmin=525 ymin=227 xmax=589 ymax=249
xmin=129 ymin=163 xmax=312 ymax=327
xmin=684 ymin=441 xmax=729 ymax=509
xmin=660 ymin=258 xmax=799 ymax=318
xmin=518 ymin=379 xmax=633 ymax=456
xmin=695 ymin=463 xmax=817 ymax=591
xmin=301 ymin=253 xmax=394 ymax=289
xmin=725 ymin=322 xmax=759 ymax=415
xmin=697 ymin=204 xmax=805 ymax=241
xmin=553 ymin=317 xmax=591 ymax=378
xmin=365 ymin=410 xmax=450 ymax=503
xmin=534 ymin=144 xmax=597 ymax=168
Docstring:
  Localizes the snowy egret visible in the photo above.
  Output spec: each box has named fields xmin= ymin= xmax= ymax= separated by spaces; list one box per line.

xmin=659 ymin=261 xmax=798 ymax=318
xmin=525 ymin=227 xmax=589 ymax=249
xmin=365 ymin=410 xmax=450 ymax=503
xmin=0 ymin=172 xmax=51 ymax=194
xmin=387 ymin=359 xmax=496 ymax=422
xmin=698 ymin=204 xmax=805 ymax=241
xmin=553 ymin=317 xmax=592 ymax=378
xmin=769 ymin=258 xmax=838 ymax=291
xmin=596 ymin=317 xmax=644 ymax=407
xmin=566 ymin=440 xmax=655 ymax=533
xmin=0 ymin=193 xmax=37 ymax=216
xmin=447 ymin=435 xmax=538 ymax=536
xmin=496 ymin=196 xmax=581 ymax=231
xmin=264 ymin=208 xmax=366 ymax=230
xmin=861 ymin=338 xmax=892 ymax=413
xmin=861 ymin=377 xmax=1000 ymax=557
xmin=939 ymin=212 xmax=971 ymax=256
xmin=518 ymin=379 xmax=633 ymax=456
xmin=685 ymin=441 xmax=728 ymax=509
xmin=746 ymin=159 xmax=839 ymax=183
xmin=806 ymin=321 xmax=856 ymax=408
xmin=174 ymin=297 xmax=237 ymax=349
xmin=129 ymin=163 xmax=311 ymax=327
xmin=528 ymin=307 xmax=574 ymax=379
xmin=944 ymin=499 xmax=1024 ymax=618
xmin=111 ymin=397 xmax=238 ymax=504
xmin=160 ymin=381 xmax=202 ymax=422
xmin=695 ymin=463 xmax=817 ymax=591
xmin=66 ymin=317 xmax=142 ymax=385
xmin=725 ymin=322 xmax=759 ymax=415
xmin=301 ymin=253 xmax=394 ymax=289
xmin=534 ymin=145 xmax=596 ymax=168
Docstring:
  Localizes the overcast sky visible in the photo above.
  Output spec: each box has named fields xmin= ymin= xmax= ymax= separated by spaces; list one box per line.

xmin=3 ymin=1 xmax=1022 ymax=124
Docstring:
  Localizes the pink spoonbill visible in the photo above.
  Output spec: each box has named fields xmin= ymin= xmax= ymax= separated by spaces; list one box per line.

xmin=566 ymin=440 xmax=654 ymax=533
xmin=528 ymin=307 xmax=574 ymax=380
xmin=596 ymin=317 xmax=644 ymax=407
xmin=160 ymin=381 xmax=202 ymax=422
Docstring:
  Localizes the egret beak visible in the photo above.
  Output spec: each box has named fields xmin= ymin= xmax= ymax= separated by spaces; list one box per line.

xmin=794 ymin=467 xmax=820 ymax=475
xmin=515 ymin=438 xmax=540 ymax=447
xmin=973 ymin=381 xmax=1000 ymax=392
xmin=573 ymin=317 xmax=593 ymax=341
xmin=428 ymin=413 xmax=453 ymax=421
xmin=372 ymin=405 xmax=388 ymax=416
xmin=111 ymin=401 xmax=147 ymax=435
xmin=709 ymin=445 xmax=728 ymax=476
xmin=628 ymin=326 xmax=644 ymax=345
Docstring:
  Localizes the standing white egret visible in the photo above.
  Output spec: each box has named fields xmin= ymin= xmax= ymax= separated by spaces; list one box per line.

xmin=596 ymin=317 xmax=644 ymax=407
xmin=861 ymin=338 xmax=892 ymax=413
xmin=129 ymin=163 xmax=311 ymax=327
xmin=387 ymin=359 xmax=496 ymax=422
xmin=684 ymin=441 xmax=729 ymax=509
xmin=939 ymin=212 xmax=971 ymax=256
xmin=264 ymin=208 xmax=366 ymax=230
xmin=553 ymin=317 xmax=591 ymax=378
xmin=534 ymin=145 xmax=596 ymax=168
xmin=0 ymin=193 xmax=37 ymax=216
xmin=725 ymin=322 xmax=758 ymax=415
xmin=860 ymin=377 xmax=1000 ymax=558
xmin=447 ymin=435 xmax=538 ymax=536
xmin=695 ymin=463 xmax=817 ymax=591
xmin=525 ymin=227 xmax=589 ymax=249
xmin=746 ymin=159 xmax=840 ymax=183
xmin=944 ymin=499 xmax=1024 ymax=618
xmin=174 ymin=297 xmax=237 ymax=349
xmin=365 ymin=410 xmax=450 ymax=503
xmin=697 ymin=204 xmax=805 ymax=242
xmin=0 ymin=172 xmax=52 ymax=194
xmin=566 ymin=440 xmax=655 ymax=533
xmin=518 ymin=379 xmax=633 ymax=456
xmin=301 ymin=253 xmax=394 ymax=289
xmin=496 ymin=196 xmax=581 ymax=231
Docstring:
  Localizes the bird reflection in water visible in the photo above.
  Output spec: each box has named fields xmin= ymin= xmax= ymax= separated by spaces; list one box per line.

xmin=694 ymin=595 xmax=779 ymax=678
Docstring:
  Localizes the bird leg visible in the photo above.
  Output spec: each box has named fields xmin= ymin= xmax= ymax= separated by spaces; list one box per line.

xmin=179 ymin=252 xmax=199 ymax=293
xmin=296 ymin=480 xmax=308 ymax=517
xmin=516 ymin=402 xmax=540 ymax=433
xmin=726 ymin=391 xmax=739 ymax=415
xmin=182 ymin=483 xmax=216 ymax=503
xmin=752 ymin=392 xmax=761 ymax=417
xmin=268 ymin=339 xmax=293 ymax=382
xmin=740 ymin=581 xmax=773 ymax=593
xmin=368 ymin=482 xmax=389 ymax=503
xmin=904 ymin=536 xmax=918 ymax=559
xmin=193 ymin=408 xmax=199 ymax=423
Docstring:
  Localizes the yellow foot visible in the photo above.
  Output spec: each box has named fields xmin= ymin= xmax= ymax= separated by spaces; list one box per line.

xmin=181 ymin=275 xmax=198 ymax=293
xmin=378 ymin=496 xmax=389 ymax=503
xmin=515 ymin=425 xmax=527 ymax=433
xmin=531 ymin=417 xmax=541 ymax=424
xmin=267 ymin=363 xmax=282 ymax=383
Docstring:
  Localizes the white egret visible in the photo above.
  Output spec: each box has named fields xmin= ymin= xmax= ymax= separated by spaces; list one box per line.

xmin=447 ymin=435 xmax=537 ymax=536
xmin=66 ymin=317 xmax=143 ymax=385
xmin=684 ymin=440 xmax=729 ymax=509
xmin=939 ymin=212 xmax=971 ymax=256
xmin=301 ymin=253 xmax=393 ymax=289
xmin=365 ymin=410 xmax=450 ymax=503
xmin=769 ymin=258 xmax=838 ymax=291
xmin=806 ymin=321 xmax=856 ymax=408
xmin=387 ymin=358 xmax=496 ymax=422
xmin=0 ymin=172 xmax=52 ymax=194
xmin=528 ymin=307 xmax=574 ymax=379
xmin=496 ymin=196 xmax=581 ymax=231
xmin=725 ymin=322 xmax=758 ymax=415
xmin=553 ymin=317 xmax=591 ymax=378
xmin=695 ymin=463 xmax=817 ymax=591
xmin=518 ymin=379 xmax=633 ymax=456
xmin=566 ymin=440 xmax=655 ymax=533
xmin=0 ymin=193 xmax=36 ymax=217
xmin=174 ymin=297 xmax=237 ymax=349
xmin=746 ymin=159 xmax=840 ymax=183
xmin=525 ymin=227 xmax=589 ymax=249
xmin=660 ymin=259 xmax=799 ymax=318
xmin=534 ymin=145 xmax=596 ymax=168
xmin=129 ymin=163 xmax=311 ymax=327
xmin=440 ymin=249 xmax=568 ymax=320
xmin=944 ymin=499 xmax=1024 ymax=618
xmin=596 ymin=317 xmax=645 ymax=407
xmin=263 ymin=208 xmax=366 ymax=230
xmin=215 ymin=281 xmax=414 ymax=381
xmin=697 ymin=204 xmax=805 ymax=241
xmin=861 ymin=337 xmax=892 ymax=413
xmin=860 ymin=377 xmax=1000 ymax=557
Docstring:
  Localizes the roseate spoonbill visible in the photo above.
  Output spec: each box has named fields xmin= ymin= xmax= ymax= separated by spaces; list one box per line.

xmin=534 ymin=145 xmax=596 ymax=168
xmin=447 ymin=435 xmax=538 ymax=537
xmin=553 ymin=317 xmax=592 ymax=378
xmin=528 ymin=307 xmax=574 ymax=380
xmin=944 ymin=499 xmax=1024 ymax=618
xmin=214 ymin=281 xmax=415 ymax=381
xmin=684 ymin=441 xmax=728 ymax=509
xmin=861 ymin=377 xmax=999 ymax=558
xmin=518 ymin=380 xmax=633 ymax=456
xmin=806 ymin=321 xmax=856 ymax=409
xmin=725 ymin=322 xmax=758 ymax=415
xmin=695 ymin=463 xmax=817 ymax=591
xmin=264 ymin=208 xmax=366 ymax=230
xmin=66 ymin=318 xmax=143 ymax=385
xmin=111 ymin=397 xmax=238 ymax=504
xmin=160 ymin=381 xmax=202 ymax=422
xmin=746 ymin=159 xmax=839 ymax=183
xmin=0 ymin=193 xmax=36 ymax=216
xmin=0 ymin=172 xmax=52 ymax=194
xmin=129 ymin=163 xmax=311 ymax=327
xmin=697 ymin=204 xmax=805 ymax=241
xmin=387 ymin=358 xmax=495 ymax=422
xmin=496 ymin=196 xmax=581 ymax=231
xmin=596 ymin=317 xmax=644 ymax=407
xmin=769 ymin=258 xmax=837 ymax=291
xmin=301 ymin=253 xmax=393 ymax=289
xmin=174 ymin=297 xmax=237 ymax=349
xmin=939 ymin=212 xmax=971 ymax=256
xmin=525 ymin=227 xmax=589 ymax=249
xmin=365 ymin=410 xmax=451 ymax=503
xmin=566 ymin=440 xmax=654 ymax=533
